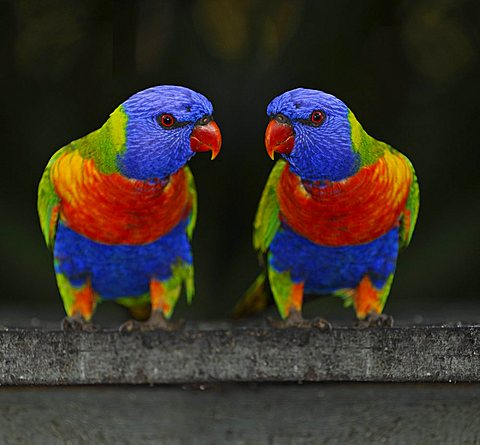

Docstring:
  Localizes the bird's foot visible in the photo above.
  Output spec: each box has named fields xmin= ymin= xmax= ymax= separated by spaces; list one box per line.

xmin=310 ymin=317 xmax=333 ymax=331
xmin=119 ymin=310 xmax=184 ymax=333
xmin=269 ymin=310 xmax=332 ymax=330
xmin=61 ymin=314 xmax=97 ymax=332
xmin=357 ymin=311 xmax=394 ymax=328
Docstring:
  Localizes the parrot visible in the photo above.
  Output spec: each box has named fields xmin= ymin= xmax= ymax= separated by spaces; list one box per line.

xmin=37 ymin=85 xmax=221 ymax=331
xmin=235 ymin=88 xmax=419 ymax=327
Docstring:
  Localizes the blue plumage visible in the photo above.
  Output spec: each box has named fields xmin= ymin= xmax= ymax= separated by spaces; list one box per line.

xmin=235 ymin=88 xmax=418 ymax=325
xmin=39 ymin=85 xmax=222 ymax=329
xmin=54 ymin=219 xmax=192 ymax=299
xmin=269 ymin=223 xmax=399 ymax=293
xmin=119 ymin=85 xmax=214 ymax=180
xmin=267 ymin=88 xmax=359 ymax=181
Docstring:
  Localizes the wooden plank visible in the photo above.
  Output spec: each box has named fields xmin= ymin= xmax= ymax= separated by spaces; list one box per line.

xmin=0 ymin=325 xmax=479 ymax=385
xmin=0 ymin=384 xmax=479 ymax=444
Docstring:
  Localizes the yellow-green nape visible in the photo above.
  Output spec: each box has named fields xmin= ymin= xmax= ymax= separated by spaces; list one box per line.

xmin=348 ymin=111 xmax=384 ymax=167
xmin=69 ymin=105 xmax=129 ymax=175
xmin=108 ymin=106 xmax=129 ymax=150
xmin=94 ymin=105 xmax=129 ymax=174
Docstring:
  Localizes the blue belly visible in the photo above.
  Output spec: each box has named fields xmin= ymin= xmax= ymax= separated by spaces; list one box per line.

xmin=53 ymin=220 xmax=192 ymax=299
xmin=269 ymin=224 xmax=399 ymax=293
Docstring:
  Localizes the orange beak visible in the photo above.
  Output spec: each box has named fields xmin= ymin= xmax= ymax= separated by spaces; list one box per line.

xmin=265 ymin=119 xmax=295 ymax=160
xmin=190 ymin=120 xmax=222 ymax=160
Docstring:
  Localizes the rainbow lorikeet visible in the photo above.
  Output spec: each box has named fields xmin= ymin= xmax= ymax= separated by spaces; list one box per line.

xmin=38 ymin=86 xmax=221 ymax=331
xmin=235 ymin=88 xmax=419 ymax=327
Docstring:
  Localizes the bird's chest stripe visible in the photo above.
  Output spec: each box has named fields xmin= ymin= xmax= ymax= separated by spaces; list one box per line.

xmin=277 ymin=151 xmax=412 ymax=246
xmin=52 ymin=151 xmax=191 ymax=245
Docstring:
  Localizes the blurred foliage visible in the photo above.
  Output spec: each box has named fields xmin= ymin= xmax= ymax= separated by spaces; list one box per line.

xmin=0 ymin=0 xmax=479 ymax=321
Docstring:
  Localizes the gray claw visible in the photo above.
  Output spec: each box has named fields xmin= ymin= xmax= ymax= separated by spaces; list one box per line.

xmin=357 ymin=312 xmax=394 ymax=328
xmin=61 ymin=315 xmax=97 ymax=332
xmin=119 ymin=311 xmax=184 ymax=332
xmin=269 ymin=310 xmax=332 ymax=330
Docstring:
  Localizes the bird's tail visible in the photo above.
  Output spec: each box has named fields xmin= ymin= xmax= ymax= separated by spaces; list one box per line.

xmin=233 ymin=272 xmax=271 ymax=318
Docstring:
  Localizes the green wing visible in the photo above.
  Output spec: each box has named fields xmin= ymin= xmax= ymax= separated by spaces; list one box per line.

xmin=37 ymin=148 xmax=65 ymax=250
xmin=398 ymin=154 xmax=420 ymax=250
xmin=253 ymin=160 xmax=285 ymax=253
xmin=184 ymin=165 xmax=197 ymax=240
xmin=182 ymin=165 xmax=197 ymax=303
xmin=234 ymin=161 xmax=285 ymax=318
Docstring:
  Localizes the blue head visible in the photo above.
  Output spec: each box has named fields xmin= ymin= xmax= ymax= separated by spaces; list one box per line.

xmin=265 ymin=88 xmax=359 ymax=181
xmin=117 ymin=85 xmax=221 ymax=180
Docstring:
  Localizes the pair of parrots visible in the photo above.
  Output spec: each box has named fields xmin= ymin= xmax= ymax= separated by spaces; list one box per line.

xmin=38 ymin=86 xmax=419 ymax=331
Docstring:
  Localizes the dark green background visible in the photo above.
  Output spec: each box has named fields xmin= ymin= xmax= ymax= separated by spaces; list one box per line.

xmin=1 ymin=0 xmax=479 ymax=324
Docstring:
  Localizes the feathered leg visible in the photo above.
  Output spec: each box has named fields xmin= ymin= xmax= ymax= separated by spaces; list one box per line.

xmin=353 ymin=275 xmax=394 ymax=327
xmin=268 ymin=265 xmax=330 ymax=329
xmin=119 ymin=278 xmax=184 ymax=332
xmin=56 ymin=273 xmax=97 ymax=331
xmin=146 ymin=279 xmax=184 ymax=330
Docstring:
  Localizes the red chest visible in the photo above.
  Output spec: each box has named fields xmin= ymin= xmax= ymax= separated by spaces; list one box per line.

xmin=52 ymin=152 xmax=191 ymax=245
xmin=277 ymin=152 xmax=412 ymax=246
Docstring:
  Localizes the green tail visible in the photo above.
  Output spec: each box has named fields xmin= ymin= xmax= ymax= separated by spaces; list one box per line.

xmin=233 ymin=272 xmax=271 ymax=318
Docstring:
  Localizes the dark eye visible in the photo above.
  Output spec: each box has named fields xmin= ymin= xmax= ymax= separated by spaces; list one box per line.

xmin=310 ymin=110 xmax=325 ymax=126
xmin=157 ymin=113 xmax=175 ymax=128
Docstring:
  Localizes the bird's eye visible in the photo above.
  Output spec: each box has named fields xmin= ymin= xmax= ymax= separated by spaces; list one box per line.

xmin=157 ymin=113 xmax=175 ymax=128
xmin=310 ymin=110 xmax=325 ymax=126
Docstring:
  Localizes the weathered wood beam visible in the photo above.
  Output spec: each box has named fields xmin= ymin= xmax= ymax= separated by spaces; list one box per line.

xmin=1 ymin=325 xmax=479 ymax=385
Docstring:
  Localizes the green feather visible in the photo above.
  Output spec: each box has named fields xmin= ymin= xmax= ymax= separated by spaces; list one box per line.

xmin=117 ymin=261 xmax=194 ymax=318
xmin=349 ymin=110 xmax=419 ymax=249
xmin=184 ymin=165 xmax=197 ymax=240
xmin=38 ymin=106 xmax=130 ymax=250
xmin=334 ymin=273 xmax=394 ymax=314
xmin=398 ymin=153 xmax=420 ymax=250
xmin=348 ymin=111 xmax=383 ymax=167
xmin=37 ymin=148 xmax=64 ymax=249
xmin=54 ymin=268 xmax=98 ymax=319
xmin=55 ymin=270 xmax=77 ymax=315
xmin=170 ymin=261 xmax=195 ymax=306
xmin=253 ymin=160 xmax=285 ymax=253
xmin=267 ymin=263 xmax=296 ymax=319
xmin=233 ymin=272 xmax=269 ymax=318
xmin=233 ymin=161 xmax=285 ymax=318
xmin=116 ymin=293 xmax=150 ymax=309
xmin=68 ymin=105 xmax=128 ymax=174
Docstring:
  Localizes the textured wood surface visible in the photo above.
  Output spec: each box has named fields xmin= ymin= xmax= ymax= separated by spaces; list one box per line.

xmin=0 ymin=384 xmax=479 ymax=444
xmin=0 ymin=325 xmax=479 ymax=385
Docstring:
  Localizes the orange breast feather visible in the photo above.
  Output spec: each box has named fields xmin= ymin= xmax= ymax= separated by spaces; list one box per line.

xmin=277 ymin=150 xmax=412 ymax=246
xmin=51 ymin=151 xmax=191 ymax=245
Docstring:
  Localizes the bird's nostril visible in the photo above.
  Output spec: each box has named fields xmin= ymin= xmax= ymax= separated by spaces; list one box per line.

xmin=199 ymin=115 xmax=212 ymax=125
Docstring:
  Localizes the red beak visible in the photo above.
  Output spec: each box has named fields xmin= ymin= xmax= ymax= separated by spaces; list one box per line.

xmin=265 ymin=119 xmax=295 ymax=160
xmin=190 ymin=120 xmax=222 ymax=160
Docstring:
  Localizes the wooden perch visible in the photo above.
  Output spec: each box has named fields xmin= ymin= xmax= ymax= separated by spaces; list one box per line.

xmin=1 ymin=324 xmax=479 ymax=385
